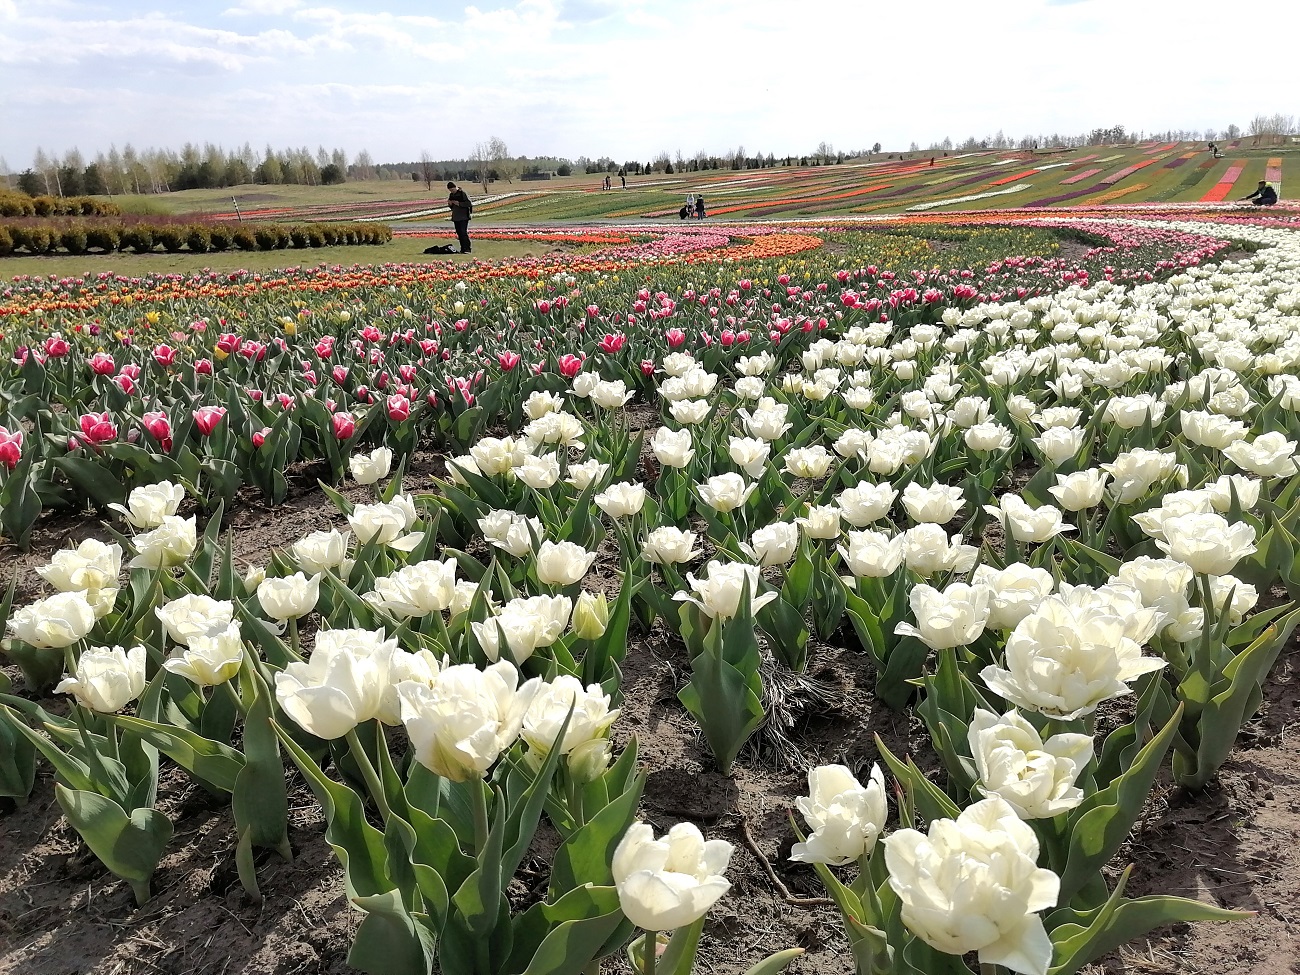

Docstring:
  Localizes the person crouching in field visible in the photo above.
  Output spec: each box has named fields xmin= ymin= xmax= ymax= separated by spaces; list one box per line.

xmin=1241 ymin=180 xmax=1279 ymax=206
xmin=447 ymin=182 xmax=474 ymax=252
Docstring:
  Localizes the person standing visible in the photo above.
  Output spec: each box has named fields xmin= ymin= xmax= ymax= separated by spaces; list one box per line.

xmin=619 ymin=169 xmax=626 ymax=188
xmin=695 ymin=195 xmax=706 ymax=219
xmin=446 ymin=182 xmax=473 ymax=253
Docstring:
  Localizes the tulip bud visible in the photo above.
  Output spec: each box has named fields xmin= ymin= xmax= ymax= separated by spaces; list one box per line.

xmin=572 ymin=591 xmax=610 ymax=640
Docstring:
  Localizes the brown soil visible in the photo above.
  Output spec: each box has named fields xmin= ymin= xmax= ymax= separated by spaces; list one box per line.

xmin=2 ymin=462 xmax=1299 ymax=974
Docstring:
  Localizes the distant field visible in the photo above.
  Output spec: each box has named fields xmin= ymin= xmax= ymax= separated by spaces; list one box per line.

xmin=105 ymin=140 xmax=1296 ymax=225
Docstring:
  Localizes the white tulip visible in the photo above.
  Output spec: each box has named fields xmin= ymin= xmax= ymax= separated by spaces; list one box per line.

xmin=479 ymin=510 xmax=542 ymax=558
xmin=293 ymin=529 xmax=351 ymax=574
xmin=883 ymin=797 xmax=1059 ymax=975
xmin=972 ymin=564 xmax=1055 ymax=630
xmin=257 ymin=572 xmax=321 ymax=621
xmin=365 ymin=558 xmax=457 ymax=617
xmin=1155 ymin=513 xmax=1256 ymax=575
xmin=837 ymin=482 xmax=897 ymax=527
xmin=613 ymin=822 xmax=733 ymax=931
xmin=129 ymin=515 xmax=197 ymax=569
xmin=697 ymin=473 xmax=756 ymax=513
xmin=349 ymin=446 xmax=393 ymax=485
xmin=156 ymin=593 xmax=234 ymax=646
xmin=56 ymin=645 xmax=147 ymax=713
xmin=902 ymin=482 xmax=966 ymax=525
xmin=840 ymin=530 xmax=904 ymax=578
xmin=675 ymin=560 xmax=777 ymax=619
xmin=727 ymin=437 xmax=771 ymax=478
xmin=521 ymin=675 xmax=620 ymax=759
xmin=642 ymin=527 xmax=701 ymax=565
xmin=108 ymin=480 xmax=185 ymax=530
xmin=968 ymin=708 xmax=1093 ymax=819
xmin=895 ymin=583 xmax=991 ymax=650
xmin=790 ymin=764 xmax=888 ymax=865
xmin=535 ymin=540 xmax=598 ymax=586
xmin=163 ymin=622 xmax=245 ymax=686
xmin=595 ymin=482 xmax=647 ymax=519
xmin=8 ymin=591 xmax=98 ymax=649
xmin=743 ymin=522 xmax=799 ymax=566
xmin=398 ymin=660 xmax=541 ymax=781
xmin=651 ymin=427 xmax=695 ymax=469
xmin=275 ymin=628 xmax=396 ymax=738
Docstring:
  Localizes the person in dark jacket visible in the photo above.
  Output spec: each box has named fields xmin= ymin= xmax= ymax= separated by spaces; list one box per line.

xmin=694 ymin=195 xmax=706 ymax=219
xmin=446 ymin=182 xmax=473 ymax=252
xmin=1241 ymin=181 xmax=1279 ymax=206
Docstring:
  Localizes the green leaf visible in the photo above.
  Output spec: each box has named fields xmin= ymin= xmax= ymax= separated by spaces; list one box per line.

xmin=0 ymin=707 xmax=38 ymax=800
xmin=1059 ymin=705 xmax=1183 ymax=906
xmin=348 ymin=889 xmax=433 ymax=975
xmin=740 ymin=948 xmax=805 ymax=975
xmin=55 ymin=784 xmax=173 ymax=904
xmin=549 ymin=769 xmax=645 ymax=897
xmin=272 ymin=719 xmax=393 ymax=899
xmin=1048 ymin=867 xmax=1249 ymax=975
xmin=233 ymin=663 xmax=291 ymax=858
xmin=106 ymin=714 xmax=245 ymax=794
xmin=54 ymin=456 xmax=127 ymax=509
xmin=519 ymin=909 xmax=625 ymax=975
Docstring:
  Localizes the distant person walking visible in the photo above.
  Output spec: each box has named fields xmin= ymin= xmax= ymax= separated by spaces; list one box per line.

xmin=619 ymin=169 xmax=626 ymax=188
xmin=446 ymin=181 xmax=473 ymax=253
xmin=695 ymin=195 xmax=706 ymax=219
xmin=1241 ymin=180 xmax=1278 ymax=206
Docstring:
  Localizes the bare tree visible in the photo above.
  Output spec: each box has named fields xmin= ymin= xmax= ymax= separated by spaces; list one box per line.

xmin=0 ymin=156 xmax=9 ymax=190
xmin=486 ymin=136 xmax=516 ymax=183
xmin=419 ymin=151 xmax=437 ymax=191
xmin=472 ymin=142 xmax=491 ymax=190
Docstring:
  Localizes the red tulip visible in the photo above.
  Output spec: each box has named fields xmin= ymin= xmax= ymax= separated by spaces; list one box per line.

xmin=153 ymin=344 xmax=176 ymax=366
xmin=557 ymin=354 xmax=584 ymax=378
xmin=0 ymin=425 xmax=23 ymax=470
xmin=44 ymin=336 xmax=70 ymax=358
xmin=119 ymin=363 xmax=142 ymax=381
xmin=640 ymin=359 xmax=655 ymax=376
xmin=586 ymin=304 xmax=600 ymax=317
xmin=361 ymin=325 xmax=383 ymax=343
xmin=253 ymin=427 xmax=270 ymax=448
xmin=79 ymin=412 xmax=117 ymax=445
xmin=142 ymin=411 xmax=173 ymax=452
xmin=598 ymin=333 xmax=626 ymax=354
xmin=332 ymin=412 xmax=356 ymax=440
xmin=115 ymin=374 xmax=135 ymax=395
xmin=536 ymin=300 xmax=552 ymax=314
xmin=193 ymin=406 xmax=227 ymax=436
xmin=195 ymin=358 xmax=213 ymax=375
xmin=315 ymin=336 xmax=335 ymax=357
xmin=90 ymin=352 xmax=116 ymax=375
xmin=387 ymin=393 xmax=411 ymax=421
xmin=497 ymin=351 xmax=521 ymax=371
xmin=664 ymin=328 xmax=686 ymax=348
xmin=215 ymin=333 xmax=240 ymax=355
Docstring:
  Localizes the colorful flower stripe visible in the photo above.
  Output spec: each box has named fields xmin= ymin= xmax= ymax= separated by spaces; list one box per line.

xmin=393 ymin=230 xmax=634 ymax=245
xmin=1266 ymin=158 xmax=1283 ymax=196
xmin=1080 ymin=182 xmax=1150 ymax=205
xmin=905 ymin=184 xmax=1032 ymax=211
xmin=1097 ymin=158 xmax=1161 ymax=187
xmin=1162 ymin=152 xmax=1199 ymax=169
xmin=988 ymin=169 xmax=1040 ymax=186
xmin=1200 ymin=163 xmax=1246 ymax=202
xmin=1062 ymin=154 xmax=1100 ymax=170
xmin=1143 ymin=142 xmax=1180 ymax=155
xmin=1060 ymin=168 xmax=1102 ymax=185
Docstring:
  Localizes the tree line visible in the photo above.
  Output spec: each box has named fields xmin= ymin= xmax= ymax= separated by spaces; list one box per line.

xmin=3 ymin=114 xmax=1295 ymax=199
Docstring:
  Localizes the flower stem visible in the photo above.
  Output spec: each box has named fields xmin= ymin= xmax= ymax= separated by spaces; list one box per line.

xmin=642 ymin=931 xmax=657 ymax=975
xmin=288 ymin=618 xmax=301 ymax=661
xmin=344 ymin=726 xmax=391 ymax=823
xmin=471 ymin=777 xmax=490 ymax=855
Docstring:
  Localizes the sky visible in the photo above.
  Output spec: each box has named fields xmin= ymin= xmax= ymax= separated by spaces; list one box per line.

xmin=1 ymin=0 xmax=1295 ymax=169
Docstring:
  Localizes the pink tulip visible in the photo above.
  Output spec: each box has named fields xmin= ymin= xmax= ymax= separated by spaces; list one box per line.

xmin=153 ymin=344 xmax=176 ymax=366
xmin=195 ymin=358 xmax=213 ymax=375
xmin=90 ymin=352 xmax=116 ymax=375
xmin=332 ymin=412 xmax=356 ymax=440
xmin=115 ymin=374 xmax=135 ymax=395
xmin=0 ymin=425 xmax=23 ymax=471
xmin=79 ymin=412 xmax=117 ymax=445
xmin=557 ymin=354 xmax=584 ymax=378
xmin=497 ymin=351 xmax=521 ymax=371
xmin=598 ymin=333 xmax=626 ymax=354
xmin=142 ymin=411 xmax=173 ymax=452
xmin=253 ymin=427 xmax=270 ymax=448
xmin=43 ymin=336 xmax=70 ymax=358
xmin=664 ymin=328 xmax=686 ymax=348
xmin=387 ymin=394 xmax=411 ymax=422
xmin=193 ymin=406 xmax=227 ymax=436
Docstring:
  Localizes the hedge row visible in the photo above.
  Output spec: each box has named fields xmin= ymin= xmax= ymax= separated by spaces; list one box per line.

xmin=0 ymin=191 xmax=121 ymax=218
xmin=0 ymin=220 xmax=393 ymax=256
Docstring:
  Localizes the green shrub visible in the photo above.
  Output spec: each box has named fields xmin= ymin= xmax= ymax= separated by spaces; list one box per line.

xmin=61 ymin=228 xmax=89 ymax=254
xmin=25 ymin=226 xmax=54 ymax=254
xmin=86 ymin=225 xmax=121 ymax=252
xmin=306 ymin=226 xmax=325 ymax=247
xmin=0 ymin=227 xmax=12 ymax=256
xmin=122 ymin=227 xmax=155 ymax=254
xmin=185 ymin=226 xmax=212 ymax=253
xmin=0 ymin=192 xmax=36 ymax=217
xmin=31 ymin=196 xmax=56 ymax=217
xmin=233 ymin=227 xmax=258 ymax=251
xmin=208 ymin=225 xmax=232 ymax=251
xmin=273 ymin=225 xmax=290 ymax=249
xmin=289 ymin=226 xmax=309 ymax=248
xmin=156 ymin=226 xmax=186 ymax=253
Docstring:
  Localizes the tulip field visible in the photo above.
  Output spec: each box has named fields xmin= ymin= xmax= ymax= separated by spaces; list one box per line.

xmin=2 ymin=210 xmax=1300 ymax=975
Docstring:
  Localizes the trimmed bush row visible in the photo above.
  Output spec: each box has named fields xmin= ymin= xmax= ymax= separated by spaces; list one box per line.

xmin=0 ymin=220 xmax=393 ymax=256
xmin=0 ymin=190 xmax=122 ymax=218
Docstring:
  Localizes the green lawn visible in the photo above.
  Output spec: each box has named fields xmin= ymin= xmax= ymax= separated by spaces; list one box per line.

xmin=0 ymin=236 xmax=567 ymax=281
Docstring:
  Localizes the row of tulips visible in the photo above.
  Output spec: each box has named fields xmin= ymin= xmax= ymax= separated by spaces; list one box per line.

xmin=0 ymin=222 xmax=1234 ymax=549
xmin=2 ymin=214 xmax=1298 ymax=975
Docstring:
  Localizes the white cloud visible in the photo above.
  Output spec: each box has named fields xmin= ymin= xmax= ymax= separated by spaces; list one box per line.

xmin=223 ymin=0 xmax=302 ymax=15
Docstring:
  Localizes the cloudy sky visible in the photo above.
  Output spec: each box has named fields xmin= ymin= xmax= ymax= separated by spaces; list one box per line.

xmin=0 ymin=0 xmax=1293 ymax=169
